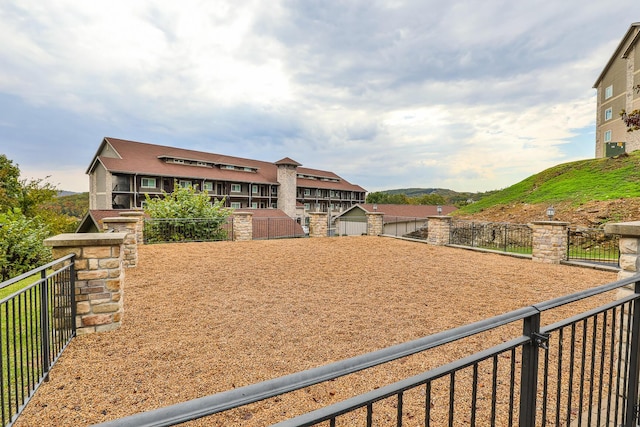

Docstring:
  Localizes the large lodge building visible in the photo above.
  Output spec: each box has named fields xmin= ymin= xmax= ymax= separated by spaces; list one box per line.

xmin=87 ymin=137 xmax=367 ymax=224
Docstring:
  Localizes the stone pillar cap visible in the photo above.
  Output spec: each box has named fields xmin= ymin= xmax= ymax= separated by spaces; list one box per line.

xmin=120 ymin=211 xmax=145 ymax=217
xmin=44 ymin=233 xmax=127 ymax=247
xmin=102 ymin=217 xmax=138 ymax=223
xmin=605 ymin=221 xmax=640 ymax=237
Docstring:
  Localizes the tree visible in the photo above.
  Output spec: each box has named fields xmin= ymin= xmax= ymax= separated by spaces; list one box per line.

xmin=621 ymin=84 xmax=640 ymax=132
xmin=143 ymin=184 xmax=233 ymax=243
xmin=415 ymin=194 xmax=446 ymax=205
xmin=0 ymin=208 xmax=52 ymax=281
xmin=0 ymin=154 xmax=21 ymax=212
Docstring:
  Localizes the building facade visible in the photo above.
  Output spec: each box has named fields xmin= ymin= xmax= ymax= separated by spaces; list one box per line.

xmin=86 ymin=138 xmax=366 ymax=221
xmin=594 ymin=22 xmax=640 ymax=158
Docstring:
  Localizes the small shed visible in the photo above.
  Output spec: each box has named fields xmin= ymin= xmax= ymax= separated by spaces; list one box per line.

xmin=334 ymin=204 xmax=457 ymax=236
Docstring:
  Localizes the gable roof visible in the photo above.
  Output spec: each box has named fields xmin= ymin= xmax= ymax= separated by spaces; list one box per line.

xmin=87 ymin=137 xmax=366 ymax=192
xmin=593 ymin=22 xmax=640 ymax=88
xmin=76 ymin=209 xmax=136 ymax=233
xmin=336 ymin=203 xmax=457 ymax=220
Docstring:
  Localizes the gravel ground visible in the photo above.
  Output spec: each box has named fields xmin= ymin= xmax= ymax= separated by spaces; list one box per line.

xmin=15 ymin=236 xmax=617 ymax=426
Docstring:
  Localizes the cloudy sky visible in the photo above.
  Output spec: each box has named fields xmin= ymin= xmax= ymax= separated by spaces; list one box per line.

xmin=0 ymin=1 xmax=636 ymax=193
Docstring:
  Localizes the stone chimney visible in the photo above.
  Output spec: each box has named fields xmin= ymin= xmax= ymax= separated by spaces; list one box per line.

xmin=275 ymin=157 xmax=301 ymax=219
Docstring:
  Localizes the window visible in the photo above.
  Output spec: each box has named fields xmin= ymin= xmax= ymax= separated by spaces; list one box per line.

xmin=252 ymin=185 xmax=259 ymax=194
xmin=173 ymin=159 xmax=184 ymax=164
xmin=230 ymin=202 xmax=241 ymax=209
xmin=231 ymin=184 xmax=241 ymax=192
xmin=197 ymin=161 xmax=208 ymax=167
xmin=605 ymin=85 xmax=613 ymax=100
xmin=604 ymin=108 xmax=613 ymax=121
xmin=141 ymin=177 xmax=156 ymax=188
xmin=203 ymin=182 xmax=213 ymax=191
xmin=271 ymin=203 xmax=277 ymax=209
xmin=304 ymin=189 xmax=311 ymax=196
xmin=304 ymin=203 xmax=310 ymax=210
xmin=179 ymin=180 xmax=192 ymax=188
xmin=223 ymin=165 xmax=235 ymax=170
xmin=251 ymin=202 xmax=258 ymax=208
xmin=604 ymin=130 xmax=612 ymax=142
xmin=330 ymin=190 xmax=335 ymax=198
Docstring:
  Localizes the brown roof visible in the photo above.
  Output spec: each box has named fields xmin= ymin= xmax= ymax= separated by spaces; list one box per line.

xmin=88 ymin=137 xmax=366 ymax=192
xmin=340 ymin=204 xmax=457 ymax=220
xmin=275 ymin=157 xmax=302 ymax=166
xmin=77 ymin=209 xmax=142 ymax=233
xmin=593 ymin=22 xmax=640 ymax=88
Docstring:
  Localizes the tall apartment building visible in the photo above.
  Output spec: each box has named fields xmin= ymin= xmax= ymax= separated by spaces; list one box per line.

xmin=86 ymin=137 xmax=366 ymax=221
xmin=593 ymin=22 xmax=640 ymax=158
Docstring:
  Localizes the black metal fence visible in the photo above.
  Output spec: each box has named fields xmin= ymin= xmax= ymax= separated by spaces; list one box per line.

xmin=252 ymin=218 xmax=307 ymax=240
xmin=382 ymin=217 xmax=429 ymax=238
xmin=0 ymin=255 xmax=76 ymax=427
xmin=143 ymin=218 xmax=233 ymax=244
xmin=93 ymin=275 xmax=640 ymax=427
xmin=567 ymin=227 xmax=620 ymax=266
xmin=450 ymin=221 xmax=533 ymax=255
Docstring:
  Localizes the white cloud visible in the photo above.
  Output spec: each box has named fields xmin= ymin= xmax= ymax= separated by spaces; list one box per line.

xmin=0 ymin=0 xmax=636 ymax=194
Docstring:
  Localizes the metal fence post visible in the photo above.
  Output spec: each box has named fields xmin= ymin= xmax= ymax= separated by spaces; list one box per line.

xmin=39 ymin=270 xmax=51 ymax=378
xmin=503 ymin=224 xmax=508 ymax=252
xmin=519 ymin=311 xmax=544 ymax=427
xmin=472 ymin=222 xmax=475 ymax=248
xmin=70 ymin=259 xmax=76 ymax=335
xmin=624 ymin=280 xmax=640 ymax=426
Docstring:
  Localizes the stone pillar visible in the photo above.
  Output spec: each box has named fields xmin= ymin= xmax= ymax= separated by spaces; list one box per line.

xmin=309 ymin=212 xmax=328 ymax=238
xmin=120 ymin=210 xmax=145 ymax=245
xmin=366 ymin=212 xmax=384 ymax=236
xmin=233 ymin=212 xmax=253 ymax=241
xmin=530 ymin=221 xmax=569 ymax=264
xmin=44 ymin=233 xmax=127 ymax=335
xmin=427 ymin=216 xmax=452 ymax=246
xmin=102 ymin=217 xmax=138 ymax=268
xmin=605 ymin=221 xmax=640 ymax=281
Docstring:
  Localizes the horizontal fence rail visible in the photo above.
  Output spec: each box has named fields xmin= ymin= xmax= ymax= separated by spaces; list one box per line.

xmin=93 ymin=275 xmax=640 ymax=427
xmin=143 ymin=218 xmax=233 ymax=244
xmin=450 ymin=221 xmax=533 ymax=255
xmin=0 ymin=255 xmax=76 ymax=427
xmin=252 ymin=218 xmax=307 ymax=240
xmin=567 ymin=227 xmax=620 ymax=266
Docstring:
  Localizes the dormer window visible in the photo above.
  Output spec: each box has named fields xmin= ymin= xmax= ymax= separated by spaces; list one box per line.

xmin=173 ymin=159 xmax=184 ymax=164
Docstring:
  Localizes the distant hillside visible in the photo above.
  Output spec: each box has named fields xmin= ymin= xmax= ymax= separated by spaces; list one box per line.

xmin=42 ymin=192 xmax=90 ymax=219
xmin=379 ymin=188 xmax=496 ymax=205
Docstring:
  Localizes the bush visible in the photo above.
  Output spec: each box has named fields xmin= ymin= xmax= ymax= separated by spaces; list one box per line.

xmin=143 ymin=185 xmax=233 ymax=243
xmin=0 ymin=209 xmax=52 ymax=282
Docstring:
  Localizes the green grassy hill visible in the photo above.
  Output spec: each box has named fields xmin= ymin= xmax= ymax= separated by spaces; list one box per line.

xmin=381 ymin=152 xmax=640 ymax=225
xmin=457 ymin=152 xmax=640 ymax=216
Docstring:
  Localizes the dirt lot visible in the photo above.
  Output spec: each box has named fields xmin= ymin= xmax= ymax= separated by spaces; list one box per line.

xmin=456 ymin=198 xmax=640 ymax=227
xmin=16 ymin=237 xmax=617 ymax=426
